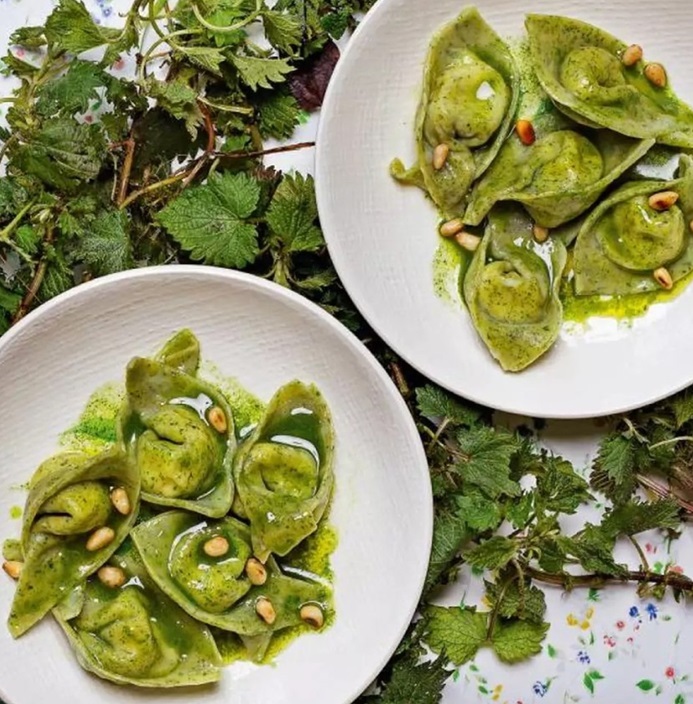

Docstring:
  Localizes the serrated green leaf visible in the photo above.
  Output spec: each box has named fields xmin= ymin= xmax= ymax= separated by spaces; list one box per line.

xmin=378 ymin=653 xmax=450 ymax=704
xmin=158 ymin=171 xmax=261 ymax=268
xmin=36 ymin=61 xmax=106 ymax=117
xmin=0 ymin=178 xmax=29 ymax=219
xmin=147 ymin=78 xmax=203 ymax=136
xmin=424 ymin=507 xmax=470 ymax=593
xmin=424 ymin=606 xmax=487 ymax=665
xmin=294 ymin=268 xmax=337 ymax=291
xmin=506 ymin=491 xmax=534 ymax=529
xmin=456 ymin=491 xmax=502 ymax=532
xmin=1 ymin=52 xmax=40 ymax=79
xmin=232 ymin=55 xmax=294 ymax=91
xmin=39 ymin=250 xmax=74 ymax=300
xmin=601 ymin=498 xmax=681 ymax=537
xmin=0 ymin=284 xmax=22 ymax=315
xmin=465 ymin=536 xmax=517 ymax=571
xmin=14 ymin=225 xmax=41 ymax=256
xmin=456 ymin=426 xmax=520 ymax=499
xmin=416 ymin=385 xmax=480 ymax=427
xmin=670 ymin=390 xmax=693 ymax=429
xmin=491 ymin=618 xmax=549 ymax=663
xmin=321 ymin=10 xmax=350 ymax=39
xmin=557 ymin=525 xmax=625 ymax=576
xmin=9 ymin=26 xmax=47 ymax=50
xmin=266 ymin=173 xmax=323 ymax=253
xmin=485 ymin=578 xmax=546 ymax=623
xmin=45 ymin=0 xmax=120 ymax=55
xmin=263 ymin=11 xmax=303 ymax=54
xmin=591 ymin=433 xmax=637 ymax=503
xmin=257 ymin=91 xmax=301 ymax=140
xmin=537 ymin=456 xmax=592 ymax=514
xmin=75 ymin=210 xmax=132 ymax=275
xmin=13 ymin=118 xmax=106 ymax=192
xmin=177 ymin=47 xmax=227 ymax=76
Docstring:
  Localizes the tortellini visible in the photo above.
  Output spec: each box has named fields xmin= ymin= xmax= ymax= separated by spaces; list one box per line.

xmin=4 ymin=329 xmax=337 ymax=686
xmin=464 ymin=111 xmax=653 ymax=228
xmin=233 ymin=381 xmax=335 ymax=562
xmin=390 ymin=7 xmax=519 ymax=217
xmin=8 ymin=448 xmax=139 ymax=637
xmin=463 ymin=205 xmax=567 ymax=371
xmin=121 ymin=332 xmax=236 ymax=517
xmin=574 ymin=155 xmax=693 ymax=295
xmin=53 ymin=548 xmax=223 ymax=687
xmin=526 ymin=14 xmax=693 ymax=148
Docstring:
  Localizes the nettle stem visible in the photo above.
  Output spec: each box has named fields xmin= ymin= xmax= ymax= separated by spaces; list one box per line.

xmin=13 ymin=225 xmax=55 ymax=324
xmin=526 ymin=566 xmax=693 ymax=592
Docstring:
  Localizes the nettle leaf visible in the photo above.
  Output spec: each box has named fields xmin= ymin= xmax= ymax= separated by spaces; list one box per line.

xmin=456 ymin=490 xmax=502 ymax=532
xmin=13 ymin=118 xmax=106 ymax=192
xmin=416 ymin=385 xmax=480 ymax=427
xmin=601 ymin=498 xmax=681 ymax=538
xmin=669 ymin=390 xmax=693 ymax=429
xmin=491 ymin=619 xmax=549 ymax=663
xmin=177 ymin=47 xmax=227 ymax=76
xmin=257 ymin=91 xmax=302 ymax=140
xmin=506 ymin=491 xmax=534 ymax=529
xmin=14 ymin=225 xmax=42 ymax=256
xmin=0 ymin=178 xmax=29 ymax=218
xmin=456 ymin=426 xmax=520 ymax=499
xmin=465 ymin=536 xmax=517 ymax=571
xmin=147 ymin=78 xmax=203 ymax=136
xmin=557 ymin=525 xmax=625 ymax=576
xmin=36 ymin=61 xmax=106 ymax=117
xmin=232 ymin=55 xmax=294 ymax=91
xmin=9 ymin=26 xmax=47 ymax=50
xmin=590 ymin=433 xmax=638 ymax=504
xmin=425 ymin=506 xmax=470 ymax=593
xmin=158 ymin=171 xmax=261 ymax=268
xmin=424 ymin=606 xmax=487 ymax=666
xmin=39 ymin=248 xmax=74 ymax=300
xmin=263 ymin=11 xmax=303 ymax=54
xmin=0 ymin=284 xmax=22 ymax=315
xmin=267 ymin=173 xmax=323 ymax=253
xmin=75 ymin=210 xmax=132 ymax=275
xmin=378 ymin=653 xmax=450 ymax=704
xmin=485 ymin=578 xmax=547 ymax=623
xmin=45 ymin=0 xmax=120 ymax=54
xmin=536 ymin=456 xmax=592 ymax=514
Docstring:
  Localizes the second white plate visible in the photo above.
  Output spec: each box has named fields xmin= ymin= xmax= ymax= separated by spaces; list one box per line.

xmin=316 ymin=0 xmax=693 ymax=419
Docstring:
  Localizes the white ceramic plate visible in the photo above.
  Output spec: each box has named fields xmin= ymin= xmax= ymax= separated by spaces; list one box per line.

xmin=0 ymin=266 xmax=432 ymax=704
xmin=316 ymin=0 xmax=693 ymax=419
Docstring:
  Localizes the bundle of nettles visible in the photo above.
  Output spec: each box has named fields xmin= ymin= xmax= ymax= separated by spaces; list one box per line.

xmin=3 ymin=329 xmax=335 ymax=686
xmin=392 ymin=8 xmax=693 ymax=372
xmin=3 ymin=2 xmax=693 ymax=703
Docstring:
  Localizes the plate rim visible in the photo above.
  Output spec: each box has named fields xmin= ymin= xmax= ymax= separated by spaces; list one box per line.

xmin=315 ymin=0 xmax=693 ymax=420
xmin=0 ymin=264 xmax=433 ymax=704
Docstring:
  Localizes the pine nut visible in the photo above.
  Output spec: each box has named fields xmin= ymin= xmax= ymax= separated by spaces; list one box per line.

xmin=86 ymin=526 xmax=115 ymax=552
xmin=255 ymin=597 xmax=276 ymax=625
xmin=300 ymin=604 xmax=324 ymax=629
xmin=644 ymin=63 xmax=667 ymax=88
xmin=622 ymin=44 xmax=643 ymax=67
xmin=2 ymin=561 xmax=23 ymax=580
xmin=648 ymin=191 xmax=679 ymax=211
xmin=208 ymin=406 xmax=227 ymax=433
xmin=203 ymin=536 xmax=229 ymax=558
xmin=515 ymin=119 xmax=536 ymax=146
xmin=110 ymin=487 xmax=131 ymax=516
xmin=98 ymin=566 xmax=126 ymax=588
xmin=533 ymin=225 xmax=549 ymax=243
xmin=245 ymin=558 xmax=268 ymax=586
xmin=654 ymin=267 xmax=673 ymax=290
xmin=455 ymin=232 xmax=481 ymax=252
xmin=432 ymin=143 xmax=450 ymax=170
xmin=439 ymin=219 xmax=463 ymax=237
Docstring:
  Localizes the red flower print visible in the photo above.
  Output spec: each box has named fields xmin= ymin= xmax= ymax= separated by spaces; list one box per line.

xmin=669 ymin=565 xmax=684 ymax=574
xmin=616 ymin=620 xmax=625 ymax=630
xmin=84 ymin=115 xmax=94 ymax=124
xmin=112 ymin=58 xmax=125 ymax=71
xmin=666 ymin=667 xmax=675 ymax=679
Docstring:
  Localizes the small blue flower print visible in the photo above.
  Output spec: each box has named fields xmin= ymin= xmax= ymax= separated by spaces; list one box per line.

xmin=629 ymin=606 xmax=639 ymax=618
xmin=645 ymin=603 xmax=658 ymax=620
xmin=533 ymin=681 xmax=548 ymax=697
xmin=577 ymin=650 xmax=591 ymax=664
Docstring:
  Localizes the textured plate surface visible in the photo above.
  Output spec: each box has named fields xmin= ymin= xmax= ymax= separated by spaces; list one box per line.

xmin=316 ymin=0 xmax=693 ymax=418
xmin=0 ymin=266 xmax=432 ymax=704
